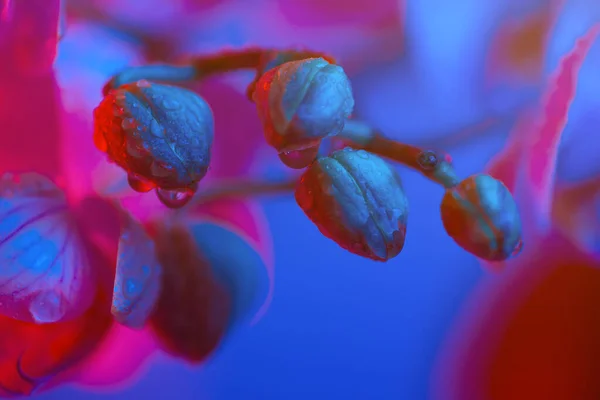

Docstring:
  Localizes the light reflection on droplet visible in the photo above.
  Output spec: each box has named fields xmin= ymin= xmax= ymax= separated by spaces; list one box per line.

xmin=156 ymin=187 xmax=195 ymax=209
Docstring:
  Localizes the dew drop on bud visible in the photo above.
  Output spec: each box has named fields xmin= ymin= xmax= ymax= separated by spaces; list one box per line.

xmin=278 ymin=146 xmax=320 ymax=169
xmin=128 ymin=174 xmax=155 ymax=193
xmin=156 ymin=187 xmax=195 ymax=209
xmin=511 ymin=239 xmax=524 ymax=257
xmin=29 ymin=291 xmax=65 ymax=324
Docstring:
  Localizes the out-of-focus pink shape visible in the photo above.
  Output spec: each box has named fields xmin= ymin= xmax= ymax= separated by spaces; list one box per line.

xmin=433 ymin=231 xmax=600 ymax=400
xmin=191 ymin=198 xmax=273 ymax=323
xmin=275 ymin=0 xmax=402 ymax=30
xmin=485 ymin=1 xmax=564 ymax=84
xmin=433 ymin=23 xmax=600 ymax=400
xmin=486 ymin=23 xmax=600 ymax=236
xmin=553 ymin=177 xmax=600 ymax=256
xmin=73 ymin=324 xmax=159 ymax=390
xmin=0 ymin=0 xmax=62 ymax=179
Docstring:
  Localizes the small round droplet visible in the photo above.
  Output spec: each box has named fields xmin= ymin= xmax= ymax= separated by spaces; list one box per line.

xmin=136 ymin=79 xmax=151 ymax=88
xmin=279 ymin=146 xmax=320 ymax=169
xmin=128 ymin=174 xmax=155 ymax=193
xmin=511 ymin=239 xmax=524 ymax=257
xmin=162 ymin=98 xmax=181 ymax=110
xmin=150 ymin=161 xmax=174 ymax=178
xmin=417 ymin=150 xmax=438 ymax=171
xmin=29 ymin=291 xmax=65 ymax=324
xmin=121 ymin=118 xmax=137 ymax=131
xmin=356 ymin=149 xmax=370 ymax=159
xmin=156 ymin=187 xmax=195 ymax=209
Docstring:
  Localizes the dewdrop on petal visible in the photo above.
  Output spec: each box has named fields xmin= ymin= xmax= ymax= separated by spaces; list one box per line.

xmin=296 ymin=148 xmax=409 ymax=261
xmin=441 ymin=174 xmax=523 ymax=261
xmin=253 ymin=58 xmax=354 ymax=169
xmin=93 ymin=80 xmax=214 ymax=205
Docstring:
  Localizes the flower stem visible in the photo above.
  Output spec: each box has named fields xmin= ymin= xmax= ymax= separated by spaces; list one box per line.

xmin=339 ymin=120 xmax=460 ymax=188
xmin=103 ymin=47 xmax=335 ymax=96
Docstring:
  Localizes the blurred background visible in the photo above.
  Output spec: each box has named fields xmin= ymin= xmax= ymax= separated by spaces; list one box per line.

xmin=5 ymin=0 xmax=600 ymax=398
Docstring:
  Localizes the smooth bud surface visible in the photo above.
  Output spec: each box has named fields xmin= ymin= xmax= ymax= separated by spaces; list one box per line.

xmin=441 ymin=174 xmax=523 ymax=261
xmin=254 ymin=58 xmax=354 ymax=167
xmin=93 ymin=80 xmax=214 ymax=191
xmin=296 ymin=148 xmax=408 ymax=261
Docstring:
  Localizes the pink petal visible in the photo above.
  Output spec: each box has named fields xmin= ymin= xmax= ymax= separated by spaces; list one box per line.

xmin=0 ymin=172 xmax=96 ymax=324
xmin=72 ymin=324 xmax=158 ymax=391
xmin=0 ymin=0 xmax=62 ymax=179
xmin=525 ymin=23 xmax=600 ymax=228
xmin=486 ymin=23 xmax=600 ymax=233
xmin=112 ymin=210 xmax=162 ymax=329
xmin=195 ymin=81 xmax=266 ymax=179
xmin=433 ymin=231 xmax=600 ymax=400
xmin=190 ymin=199 xmax=273 ymax=323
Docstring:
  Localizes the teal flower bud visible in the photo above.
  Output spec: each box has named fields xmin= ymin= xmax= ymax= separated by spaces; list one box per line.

xmin=94 ymin=80 xmax=214 ymax=193
xmin=295 ymin=148 xmax=409 ymax=261
xmin=253 ymin=58 xmax=354 ymax=169
xmin=441 ymin=174 xmax=523 ymax=261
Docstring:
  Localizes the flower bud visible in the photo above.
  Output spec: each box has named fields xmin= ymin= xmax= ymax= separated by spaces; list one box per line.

xmin=253 ymin=58 xmax=354 ymax=169
xmin=296 ymin=148 xmax=408 ymax=261
xmin=93 ymin=80 xmax=214 ymax=192
xmin=440 ymin=174 xmax=523 ymax=261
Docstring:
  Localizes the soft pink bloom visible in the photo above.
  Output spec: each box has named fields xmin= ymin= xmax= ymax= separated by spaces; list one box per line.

xmin=0 ymin=1 xmax=273 ymax=395
xmin=433 ymin=22 xmax=600 ymax=400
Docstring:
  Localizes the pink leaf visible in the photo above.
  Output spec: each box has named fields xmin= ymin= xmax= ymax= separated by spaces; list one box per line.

xmin=0 ymin=172 xmax=95 ymax=323
xmin=0 ymin=0 xmax=62 ymax=179
xmin=486 ymin=23 xmax=600 ymax=231
xmin=190 ymin=199 xmax=273 ymax=324
xmin=112 ymin=211 xmax=162 ymax=329
xmin=525 ymin=23 xmax=600 ymax=227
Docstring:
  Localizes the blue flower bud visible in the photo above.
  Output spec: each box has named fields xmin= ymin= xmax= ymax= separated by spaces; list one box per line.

xmin=441 ymin=174 xmax=523 ymax=261
xmin=94 ymin=80 xmax=214 ymax=192
xmin=296 ymin=148 xmax=409 ymax=261
xmin=253 ymin=58 xmax=354 ymax=168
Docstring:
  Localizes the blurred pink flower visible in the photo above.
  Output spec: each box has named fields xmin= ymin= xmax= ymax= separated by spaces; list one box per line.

xmin=433 ymin=22 xmax=600 ymax=400
xmin=0 ymin=0 xmax=273 ymax=395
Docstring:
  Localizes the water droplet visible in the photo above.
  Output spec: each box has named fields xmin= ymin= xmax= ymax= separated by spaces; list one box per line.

xmin=278 ymin=146 xmax=320 ymax=169
xmin=356 ymin=149 xmax=370 ymax=159
xmin=125 ymin=278 xmax=141 ymax=296
xmin=149 ymin=119 xmax=164 ymax=138
xmin=128 ymin=174 xmax=155 ymax=193
xmin=417 ymin=150 xmax=439 ymax=171
xmin=136 ymin=79 xmax=151 ymax=88
xmin=125 ymin=139 xmax=145 ymax=158
xmin=121 ymin=118 xmax=137 ymax=132
xmin=162 ymin=98 xmax=181 ymax=110
xmin=29 ymin=291 xmax=65 ymax=324
xmin=150 ymin=161 xmax=174 ymax=178
xmin=511 ymin=239 xmax=524 ymax=257
xmin=156 ymin=187 xmax=195 ymax=209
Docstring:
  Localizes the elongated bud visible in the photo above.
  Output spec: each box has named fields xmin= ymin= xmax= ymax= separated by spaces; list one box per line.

xmin=296 ymin=148 xmax=409 ymax=261
xmin=93 ymin=80 xmax=214 ymax=193
xmin=253 ymin=58 xmax=354 ymax=169
xmin=441 ymin=174 xmax=523 ymax=261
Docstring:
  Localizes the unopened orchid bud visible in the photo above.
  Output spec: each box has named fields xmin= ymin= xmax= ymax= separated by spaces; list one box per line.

xmin=440 ymin=174 xmax=523 ymax=261
xmin=296 ymin=148 xmax=409 ymax=261
xmin=253 ymin=58 xmax=354 ymax=169
xmin=93 ymin=80 xmax=214 ymax=193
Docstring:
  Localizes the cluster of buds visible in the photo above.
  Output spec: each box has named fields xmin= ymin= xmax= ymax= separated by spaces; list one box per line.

xmin=95 ymin=47 xmax=523 ymax=263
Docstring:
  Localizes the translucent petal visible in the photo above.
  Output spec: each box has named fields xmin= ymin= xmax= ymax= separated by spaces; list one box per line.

xmin=191 ymin=199 xmax=273 ymax=323
xmin=486 ymin=23 xmax=600 ymax=240
xmin=189 ymin=221 xmax=270 ymax=331
xmin=0 ymin=172 xmax=95 ymax=323
xmin=112 ymin=212 xmax=162 ymax=329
